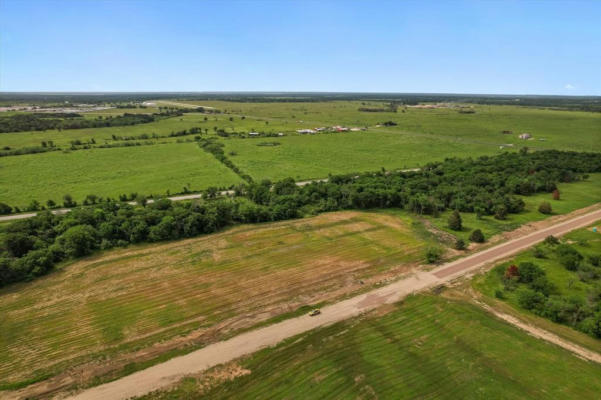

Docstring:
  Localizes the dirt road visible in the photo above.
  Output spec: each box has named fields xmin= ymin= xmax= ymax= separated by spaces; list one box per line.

xmin=67 ymin=206 xmax=601 ymax=400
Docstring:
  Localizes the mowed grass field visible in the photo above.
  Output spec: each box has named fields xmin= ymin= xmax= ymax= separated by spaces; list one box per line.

xmin=0 ymin=211 xmax=430 ymax=387
xmin=0 ymin=142 xmax=242 ymax=206
xmin=139 ymin=294 xmax=601 ymax=400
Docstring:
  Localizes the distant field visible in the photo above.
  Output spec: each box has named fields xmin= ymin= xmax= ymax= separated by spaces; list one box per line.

xmin=0 ymin=211 xmax=431 ymax=387
xmin=1 ymin=100 xmax=600 ymax=206
xmin=0 ymin=142 xmax=241 ymax=206
xmin=224 ymin=130 xmax=505 ymax=181
xmin=139 ymin=294 xmax=601 ymax=400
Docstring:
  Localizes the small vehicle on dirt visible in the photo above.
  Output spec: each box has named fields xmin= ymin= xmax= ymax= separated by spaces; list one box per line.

xmin=308 ymin=309 xmax=321 ymax=317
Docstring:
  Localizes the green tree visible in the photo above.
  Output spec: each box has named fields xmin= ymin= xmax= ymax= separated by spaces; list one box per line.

xmin=469 ymin=229 xmax=485 ymax=243
xmin=57 ymin=225 xmax=99 ymax=258
xmin=448 ymin=210 xmax=462 ymax=231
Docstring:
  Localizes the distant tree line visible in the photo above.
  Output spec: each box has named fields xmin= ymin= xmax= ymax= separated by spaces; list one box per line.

xmin=0 ymin=110 xmax=184 ymax=133
xmin=1 ymin=150 xmax=600 ymax=287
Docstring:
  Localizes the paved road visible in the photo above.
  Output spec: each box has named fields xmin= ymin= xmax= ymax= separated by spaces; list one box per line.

xmin=68 ymin=206 xmax=601 ymax=400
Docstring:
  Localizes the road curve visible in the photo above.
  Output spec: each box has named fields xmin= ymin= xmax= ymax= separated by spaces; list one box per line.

xmin=67 ymin=205 xmax=601 ymax=400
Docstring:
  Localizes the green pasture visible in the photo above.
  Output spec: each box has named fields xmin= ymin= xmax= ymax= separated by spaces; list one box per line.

xmin=139 ymin=294 xmax=601 ymax=400
xmin=0 ymin=142 xmax=242 ymax=207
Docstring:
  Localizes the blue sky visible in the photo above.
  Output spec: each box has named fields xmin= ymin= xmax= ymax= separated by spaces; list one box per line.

xmin=1 ymin=0 xmax=599 ymax=94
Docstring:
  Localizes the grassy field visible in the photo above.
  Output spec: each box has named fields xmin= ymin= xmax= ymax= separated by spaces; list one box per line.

xmin=223 ymin=130 xmax=502 ymax=181
xmin=0 ymin=211 xmax=433 ymax=387
xmin=426 ymin=173 xmax=601 ymax=243
xmin=0 ymin=142 xmax=242 ymax=207
xmin=138 ymin=294 xmax=601 ymax=400
xmin=1 ymin=101 xmax=600 ymax=206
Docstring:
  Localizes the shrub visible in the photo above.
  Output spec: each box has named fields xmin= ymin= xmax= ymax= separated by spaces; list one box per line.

xmin=518 ymin=262 xmax=545 ymax=283
xmin=63 ymin=194 xmax=77 ymax=208
xmin=532 ymin=246 xmax=546 ymax=259
xmin=469 ymin=229 xmax=485 ymax=243
xmin=454 ymin=238 xmax=466 ymax=250
xmin=0 ymin=202 xmax=12 ymax=215
xmin=495 ymin=289 xmax=505 ymax=299
xmin=425 ymin=246 xmax=443 ymax=263
xmin=538 ymin=201 xmax=552 ymax=215
xmin=560 ymin=253 xmax=581 ymax=271
xmin=448 ymin=210 xmax=462 ymax=231
xmin=543 ymin=235 xmax=559 ymax=246
xmin=517 ymin=287 xmax=546 ymax=311
xmin=589 ymin=254 xmax=601 ymax=267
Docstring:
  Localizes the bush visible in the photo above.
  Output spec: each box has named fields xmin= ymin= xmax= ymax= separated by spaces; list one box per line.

xmin=448 ymin=210 xmax=462 ymax=231
xmin=517 ymin=287 xmax=546 ymax=311
xmin=518 ymin=262 xmax=545 ymax=283
xmin=532 ymin=246 xmax=546 ymax=259
xmin=0 ymin=202 xmax=12 ymax=215
xmin=560 ymin=254 xmax=581 ymax=271
xmin=425 ymin=247 xmax=444 ymax=263
xmin=588 ymin=254 xmax=601 ymax=267
xmin=538 ymin=201 xmax=552 ymax=215
xmin=454 ymin=238 xmax=466 ymax=250
xmin=543 ymin=235 xmax=559 ymax=246
xmin=495 ymin=289 xmax=505 ymax=299
xmin=469 ymin=229 xmax=485 ymax=243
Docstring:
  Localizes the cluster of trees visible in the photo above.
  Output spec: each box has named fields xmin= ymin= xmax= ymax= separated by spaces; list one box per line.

xmin=110 ymin=127 xmax=203 ymax=141
xmin=0 ymin=111 xmax=183 ymax=133
xmin=1 ymin=150 xmax=600 ymax=287
xmin=499 ymin=239 xmax=601 ymax=338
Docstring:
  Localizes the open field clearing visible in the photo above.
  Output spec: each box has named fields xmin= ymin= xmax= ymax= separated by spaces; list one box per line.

xmin=0 ymin=211 xmax=430 ymax=388
xmin=138 ymin=294 xmax=601 ymax=400
xmin=171 ymin=101 xmax=601 ymax=151
xmin=223 ymin=130 xmax=501 ymax=181
xmin=0 ymin=142 xmax=241 ymax=207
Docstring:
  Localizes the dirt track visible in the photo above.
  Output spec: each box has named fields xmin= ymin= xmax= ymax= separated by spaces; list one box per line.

xmin=66 ymin=206 xmax=601 ymax=400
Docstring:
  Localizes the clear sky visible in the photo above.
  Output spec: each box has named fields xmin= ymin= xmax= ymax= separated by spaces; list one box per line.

xmin=1 ymin=0 xmax=599 ymax=95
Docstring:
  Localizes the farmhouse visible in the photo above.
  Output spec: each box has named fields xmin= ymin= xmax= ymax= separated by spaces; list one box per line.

xmin=519 ymin=133 xmax=532 ymax=140
xmin=249 ymin=132 xmax=260 ymax=136
xmin=297 ymin=129 xmax=316 ymax=134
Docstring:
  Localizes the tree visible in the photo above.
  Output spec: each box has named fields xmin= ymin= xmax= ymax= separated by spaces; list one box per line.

xmin=517 ymin=287 xmax=545 ymax=310
xmin=538 ymin=201 xmax=552 ymax=215
xmin=57 ymin=225 xmax=99 ymax=258
xmin=135 ymin=194 xmax=147 ymax=207
xmin=63 ymin=194 xmax=76 ymax=208
xmin=552 ymin=189 xmax=560 ymax=200
xmin=448 ymin=210 xmax=462 ymax=231
xmin=469 ymin=229 xmax=485 ymax=243
xmin=505 ymin=264 xmax=519 ymax=279
xmin=0 ymin=202 xmax=12 ymax=214
xmin=46 ymin=199 xmax=56 ymax=209
xmin=517 ymin=262 xmax=545 ymax=283
xmin=454 ymin=238 xmax=466 ymax=250
xmin=4 ymin=233 xmax=35 ymax=257
xmin=494 ymin=204 xmax=507 ymax=220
